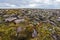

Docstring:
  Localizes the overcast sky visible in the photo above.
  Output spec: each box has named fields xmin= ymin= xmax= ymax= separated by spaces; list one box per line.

xmin=0 ymin=0 xmax=60 ymax=9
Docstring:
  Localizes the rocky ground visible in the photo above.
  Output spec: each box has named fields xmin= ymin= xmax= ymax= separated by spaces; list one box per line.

xmin=0 ymin=9 xmax=60 ymax=40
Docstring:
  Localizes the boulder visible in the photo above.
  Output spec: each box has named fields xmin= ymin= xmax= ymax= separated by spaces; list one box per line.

xmin=3 ymin=15 xmax=9 ymax=18
xmin=14 ymin=19 xmax=25 ymax=24
xmin=5 ymin=17 xmax=17 ymax=22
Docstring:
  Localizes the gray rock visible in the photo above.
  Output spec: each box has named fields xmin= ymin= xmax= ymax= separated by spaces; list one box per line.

xmin=5 ymin=17 xmax=17 ymax=22
xmin=52 ymin=33 xmax=60 ymax=40
xmin=56 ymin=17 xmax=60 ymax=21
xmin=10 ymin=14 xmax=18 ymax=17
xmin=47 ymin=20 xmax=57 ymax=26
xmin=16 ymin=27 xmax=22 ymax=33
xmin=3 ymin=15 xmax=9 ymax=18
xmin=32 ymin=29 xmax=37 ymax=37
xmin=17 ymin=16 xmax=23 ymax=19
xmin=14 ymin=19 xmax=25 ymax=24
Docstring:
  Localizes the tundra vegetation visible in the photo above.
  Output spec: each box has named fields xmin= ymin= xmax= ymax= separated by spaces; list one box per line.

xmin=0 ymin=9 xmax=60 ymax=40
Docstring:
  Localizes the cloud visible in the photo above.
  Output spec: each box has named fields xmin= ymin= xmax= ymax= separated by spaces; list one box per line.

xmin=0 ymin=0 xmax=60 ymax=9
xmin=0 ymin=3 xmax=18 ymax=8
xmin=27 ymin=4 xmax=37 ymax=8
xmin=55 ymin=0 xmax=60 ymax=2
